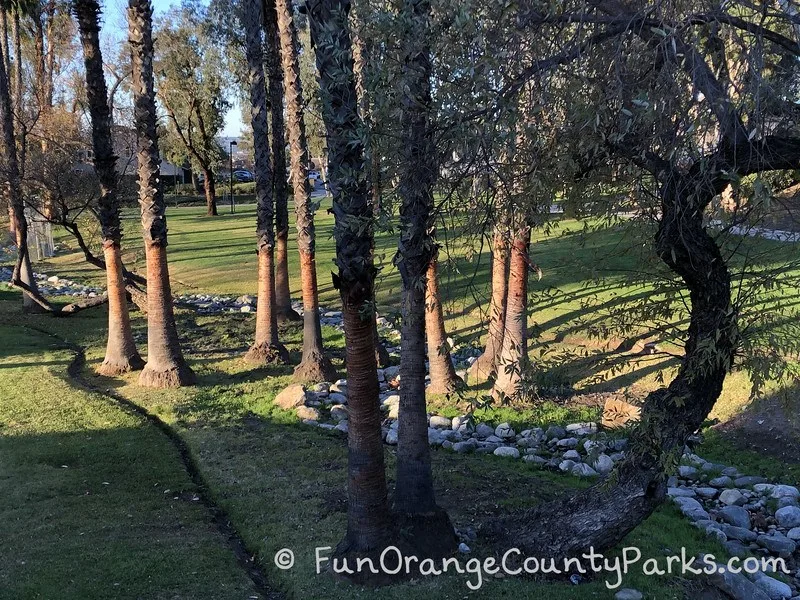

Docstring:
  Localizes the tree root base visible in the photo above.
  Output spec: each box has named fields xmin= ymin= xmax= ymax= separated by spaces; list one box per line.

xmin=244 ymin=342 xmax=290 ymax=365
xmin=293 ymin=352 xmax=337 ymax=384
xmin=467 ymin=354 xmax=496 ymax=384
xmin=96 ymin=354 xmax=145 ymax=376
xmin=426 ymin=376 xmax=464 ymax=395
xmin=277 ymin=307 xmax=303 ymax=323
xmin=138 ymin=362 xmax=196 ymax=388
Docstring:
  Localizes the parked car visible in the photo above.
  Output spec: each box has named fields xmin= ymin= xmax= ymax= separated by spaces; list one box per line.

xmin=233 ymin=170 xmax=254 ymax=182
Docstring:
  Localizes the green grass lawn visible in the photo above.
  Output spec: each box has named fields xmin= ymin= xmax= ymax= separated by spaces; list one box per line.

xmin=0 ymin=288 xmax=739 ymax=599
xmin=3 ymin=198 xmax=800 ymax=598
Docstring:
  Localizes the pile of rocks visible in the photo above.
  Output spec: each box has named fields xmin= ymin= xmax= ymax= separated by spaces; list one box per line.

xmin=274 ymin=375 xmax=800 ymax=597
xmin=1 ymin=267 xmax=103 ymax=298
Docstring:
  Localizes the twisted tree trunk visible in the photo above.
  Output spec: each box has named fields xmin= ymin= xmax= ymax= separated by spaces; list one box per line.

xmin=469 ymin=225 xmax=509 ymax=383
xmin=394 ymin=0 xmax=457 ymax=557
xmin=202 ymin=168 xmax=217 ymax=216
xmin=243 ymin=0 xmax=288 ymax=365
xmin=275 ymin=0 xmax=336 ymax=383
xmin=484 ymin=168 xmax=739 ymax=560
xmin=128 ymin=0 xmax=194 ymax=388
xmin=425 ymin=247 xmax=461 ymax=394
xmin=491 ymin=222 xmax=530 ymax=401
xmin=74 ymin=0 xmax=144 ymax=375
xmin=308 ymin=0 xmax=392 ymax=563
xmin=264 ymin=0 xmax=300 ymax=323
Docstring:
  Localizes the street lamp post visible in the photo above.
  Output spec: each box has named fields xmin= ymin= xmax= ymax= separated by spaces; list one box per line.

xmin=229 ymin=140 xmax=238 ymax=214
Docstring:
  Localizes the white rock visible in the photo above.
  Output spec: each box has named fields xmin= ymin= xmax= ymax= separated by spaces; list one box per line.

xmin=429 ymin=415 xmax=452 ymax=429
xmin=495 ymin=423 xmax=515 ymax=439
xmin=754 ymin=575 xmax=793 ymax=600
xmin=571 ymin=463 xmax=598 ymax=477
xmin=775 ymin=506 xmax=800 ymax=528
xmin=592 ymin=453 xmax=614 ymax=475
xmin=494 ymin=447 xmax=520 ymax=459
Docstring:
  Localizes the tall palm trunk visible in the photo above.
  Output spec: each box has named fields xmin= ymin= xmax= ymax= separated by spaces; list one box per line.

xmin=308 ymin=0 xmax=392 ymax=563
xmin=128 ymin=0 xmax=194 ymax=388
xmin=469 ymin=225 xmax=509 ymax=383
xmin=242 ymin=0 xmax=288 ymax=365
xmin=264 ymin=0 xmax=299 ymax=322
xmin=425 ymin=246 xmax=461 ymax=393
xmin=275 ymin=0 xmax=335 ymax=383
xmin=492 ymin=222 xmax=531 ymax=401
xmin=0 ymin=28 xmax=41 ymax=312
xmin=394 ymin=0 xmax=456 ymax=557
xmin=350 ymin=15 xmax=389 ymax=368
xmin=75 ymin=0 xmax=144 ymax=375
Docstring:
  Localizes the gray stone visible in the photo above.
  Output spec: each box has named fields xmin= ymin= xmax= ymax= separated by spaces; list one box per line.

xmin=546 ymin=425 xmax=566 ymax=439
xmin=566 ymin=422 xmax=597 ymax=436
xmin=556 ymin=437 xmax=579 ymax=448
xmin=311 ymin=382 xmax=330 ymax=395
xmin=429 ymin=415 xmax=452 ymax=429
xmin=428 ymin=429 xmax=444 ymax=445
xmin=668 ymin=487 xmax=697 ymax=498
xmin=559 ymin=460 xmax=576 ymax=472
xmin=718 ymin=506 xmax=751 ymax=529
xmin=330 ymin=405 xmax=349 ymax=422
xmin=775 ymin=506 xmax=800 ymax=528
xmin=485 ymin=435 xmax=504 ymax=444
xmin=571 ymin=463 xmax=598 ymax=477
xmin=707 ymin=564 xmax=771 ymax=600
xmin=755 ymin=484 xmax=777 ymax=495
xmin=735 ymin=476 xmax=769 ymax=487
xmin=475 ymin=424 xmax=495 ymax=438
xmin=757 ymin=534 xmax=797 ymax=557
xmin=383 ymin=366 xmax=400 ymax=381
xmin=710 ymin=476 xmax=734 ymax=488
xmin=328 ymin=392 xmax=348 ymax=405
xmin=786 ymin=527 xmax=800 ymax=541
xmin=494 ymin=446 xmax=520 ymax=459
xmin=563 ymin=450 xmax=581 ymax=461
xmin=719 ymin=489 xmax=747 ymax=506
xmin=706 ymin=527 xmax=728 ymax=543
xmin=453 ymin=439 xmax=477 ymax=454
xmin=696 ymin=487 xmax=719 ymax=499
xmin=495 ymin=423 xmax=515 ymax=439
xmin=772 ymin=485 xmax=800 ymax=500
xmin=723 ymin=540 xmax=750 ymax=557
xmin=452 ymin=416 xmax=471 ymax=432
xmin=385 ymin=429 xmax=398 ymax=445
xmin=274 ymin=384 xmax=307 ymax=410
xmin=679 ymin=465 xmax=699 ymax=479
xmin=523 ymin=455 xmax=548 ymax=467
xmin=592 ymin=453 xmax=615 ymax=475
xmin=335 ymin=421 xmax=349 ymax=433
xmin=614 ymin=589 xmax=643 ymax=600
xmin=717 ymin=524 xmax=758 ymax=543
xmin=754 ymin=576 xmax=793 ymax=600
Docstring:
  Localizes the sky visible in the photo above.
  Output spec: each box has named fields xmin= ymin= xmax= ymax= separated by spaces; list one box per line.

xmin=100 ymin=0 xmax=246 ymax=137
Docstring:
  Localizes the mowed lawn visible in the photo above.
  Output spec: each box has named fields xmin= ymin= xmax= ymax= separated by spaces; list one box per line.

xmin=40 ymin=199 xmax=800 ymax=415
xmin=0 ymin=288 xmax=746 ymax=600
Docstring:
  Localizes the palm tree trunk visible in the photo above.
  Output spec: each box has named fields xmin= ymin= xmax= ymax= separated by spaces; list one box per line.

xmin=264 ymin=0 xmax=300 ymax=323
xmin=308 ymin=0 xmax=392 ymax=563
xmin=491 ymin=223 xmax=531 ymax=401
xmin=242 ymin=0 xmax=288 ymax=365
xmin=469 ymin=226 xmax=509 ymax=383
xmin=0 ymin=26 xmax=42 ymax=313
xmin=74 ymin=0 xmax=143 ymax=375
xmin=393 ymin=0 xmax=457 ymax=556
xmin=128 ymin=0 xmax=194 ymax=388
xmin=203 ymin=168 xmax=217 ymax=216
xmin=275 ymin=0 xmax=336 ymax=383
xmin=425 ymin=247 xmax=461 ymax=394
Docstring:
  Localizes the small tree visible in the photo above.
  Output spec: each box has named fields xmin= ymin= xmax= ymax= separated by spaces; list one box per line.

xmin=155 ymin=3 xmax=229 ymax=216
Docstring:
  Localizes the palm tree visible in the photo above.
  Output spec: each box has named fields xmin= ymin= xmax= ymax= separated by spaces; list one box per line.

xmin=492 ymin=220 xmax=530 ymax=400
xmin=424 ymin=245 xmax=462 ymax=393
xmin=0 ymin=0 xmax=43 ymax=313
xmin=393 ymin=0 xmax=456 ymax=556
xmin=468 ymin=222 xmax=509 ymax=383
xmin=274 ymin=0 xmax=335 ymax=383
xmin=307 ymin=0 xmax=392 ymax=562
xmin=128 ymin=0 xmax=194 ymax=387
xmin=264 ymin=0 xmax=299 ymax=322
xmin=242 ymin=0 xmax=288 ymax=365
xmin=74 ymin=0 xmax=144 ymax=375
